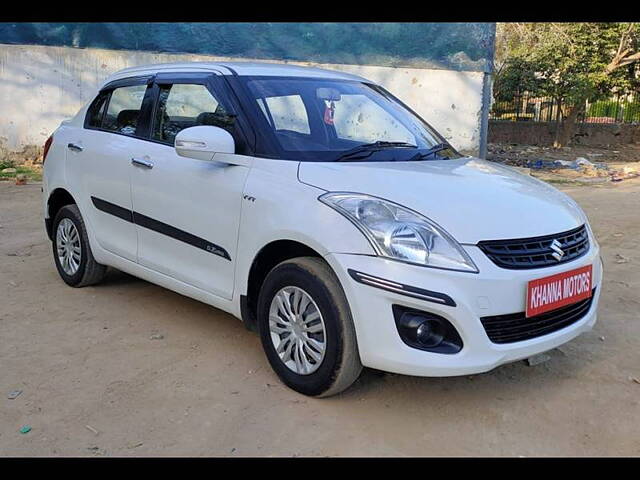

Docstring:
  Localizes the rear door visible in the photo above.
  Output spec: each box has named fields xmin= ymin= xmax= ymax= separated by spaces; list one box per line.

xmin=130 ymin=72 xmax=252 ymax=300
xmin=66 ymin=77 xmax=154 ymax=261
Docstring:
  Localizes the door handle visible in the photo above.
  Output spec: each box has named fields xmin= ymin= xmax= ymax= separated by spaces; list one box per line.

xmin=131 ymin=158 xmax=154 ymax=169
xmin=67 ymin=143 xmax=83 ymax=152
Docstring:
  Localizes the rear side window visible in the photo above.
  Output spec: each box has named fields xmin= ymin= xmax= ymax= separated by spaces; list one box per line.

xmin=86 ymin=91 xmax=110 ymax=128
xmin=152 ymin=83 xmax=235 ymax=145
xmin=102 ymin=85 xmax=148 ymax=135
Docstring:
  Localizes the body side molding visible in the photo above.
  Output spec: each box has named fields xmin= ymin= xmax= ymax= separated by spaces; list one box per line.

xmin=90 ymin=196 xmax=231 ymax=260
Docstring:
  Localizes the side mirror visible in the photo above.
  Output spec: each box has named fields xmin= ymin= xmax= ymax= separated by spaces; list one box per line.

xmin=174 ymin=126 xmax=235 ymax=161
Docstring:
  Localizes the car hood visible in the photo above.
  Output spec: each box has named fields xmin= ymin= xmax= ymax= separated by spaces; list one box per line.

xmin=298 ymin=157 xmax=587 ymax=244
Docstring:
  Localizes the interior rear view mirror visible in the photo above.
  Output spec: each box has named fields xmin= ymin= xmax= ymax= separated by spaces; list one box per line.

xmin=316 ymin=87 xmax=341 ymax=102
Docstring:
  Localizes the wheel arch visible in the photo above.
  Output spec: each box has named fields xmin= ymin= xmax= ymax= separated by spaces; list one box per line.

xmin=241 ymin=239 xmax=327 ymax=332
xmin=46 ymin=188 xmax=77 ymax=240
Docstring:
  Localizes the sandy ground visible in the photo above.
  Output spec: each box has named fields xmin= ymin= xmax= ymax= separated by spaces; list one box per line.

xmin=1 ymin=180 xmax=639 ymax=457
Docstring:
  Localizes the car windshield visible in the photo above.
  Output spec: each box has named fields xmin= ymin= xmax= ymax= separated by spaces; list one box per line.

xmin=241 ymin=76 xmax=461 ymax=162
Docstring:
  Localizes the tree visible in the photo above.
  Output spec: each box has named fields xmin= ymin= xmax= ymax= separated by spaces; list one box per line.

xmin=494 ymin=23 xmax=640 ymax=147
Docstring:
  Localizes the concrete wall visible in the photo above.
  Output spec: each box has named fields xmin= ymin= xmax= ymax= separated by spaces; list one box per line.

xmin=0 ymin=44 xmax=486 ymax=158
xmin=489 ymin=120 xmax=640 ymax=147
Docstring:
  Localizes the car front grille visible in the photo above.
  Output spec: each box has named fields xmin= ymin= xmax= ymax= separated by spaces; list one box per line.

xmin=477 ymin=225 xmax=589 ymax=270
xmin=479 ymin=289 xmax=596 ymax=344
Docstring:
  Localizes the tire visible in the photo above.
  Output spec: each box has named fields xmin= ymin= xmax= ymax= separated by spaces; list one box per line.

xmin=52 ymin=204 xmax=107 ymax=287
xmin=257 ymin=257 xmax=362 ymax=397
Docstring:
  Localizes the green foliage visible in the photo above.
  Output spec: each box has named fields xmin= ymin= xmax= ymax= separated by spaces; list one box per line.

xmin=622 ymin=101 xmax=640 ymax=122
xmin=495 ymin=23 xmax=640 ymax=106
xmin=0 ymin=165 xmax=42 ymax=181
xmin=587 ymin=99 xmax=621 ymax=118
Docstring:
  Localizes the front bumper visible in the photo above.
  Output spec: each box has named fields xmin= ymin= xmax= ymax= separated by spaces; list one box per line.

xmin=324 ymin=242 xmax=602 ymax=377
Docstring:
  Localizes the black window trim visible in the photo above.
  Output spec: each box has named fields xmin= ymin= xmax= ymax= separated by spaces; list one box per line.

xmin=84 ymin=90 xmax=111 ymax=131
xmin=83 ymin=71 xmax=453 ymax=161
xmin=83 ymin=72 xmax=255 ymax=156
xmin=83 ymin=75 xmax=156 ymax=141
xmin=148 ymin=73 xmax=232 ymax=147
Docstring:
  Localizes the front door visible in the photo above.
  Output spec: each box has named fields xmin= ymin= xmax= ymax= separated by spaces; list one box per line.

xmin=130 ymin=74 xmax=250 ymax=300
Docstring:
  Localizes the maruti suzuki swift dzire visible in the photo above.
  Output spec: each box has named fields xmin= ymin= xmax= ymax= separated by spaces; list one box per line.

xmin=42 ymin=62 xmax=602 ymax=396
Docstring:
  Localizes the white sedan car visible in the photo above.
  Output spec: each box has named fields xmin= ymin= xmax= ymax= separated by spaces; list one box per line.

xmin=42 ymin=62 xmax=602 ymax=396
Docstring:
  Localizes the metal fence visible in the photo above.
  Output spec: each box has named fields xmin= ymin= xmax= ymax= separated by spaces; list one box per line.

xmin=490 ymin=93 xmax=640 ymax=124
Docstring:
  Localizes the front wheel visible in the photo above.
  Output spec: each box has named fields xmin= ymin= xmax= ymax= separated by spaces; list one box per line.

xmin=52 ymin=204 xmax=107 ymax=287
xmin=257 ymin=257 xmax=362 ymax=397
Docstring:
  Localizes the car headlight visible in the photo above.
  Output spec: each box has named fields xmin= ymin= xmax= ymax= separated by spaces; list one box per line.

xmin=319 ymin=192 xmax=478 ymax=273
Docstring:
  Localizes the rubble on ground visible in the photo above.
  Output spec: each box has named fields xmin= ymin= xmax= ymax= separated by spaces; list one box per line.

xmin=487 ymin=143 xmax=640 ymax=184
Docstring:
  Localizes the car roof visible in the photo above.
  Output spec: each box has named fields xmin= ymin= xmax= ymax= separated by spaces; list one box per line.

xmin=103 ymin=61 xmax=369 ymax=85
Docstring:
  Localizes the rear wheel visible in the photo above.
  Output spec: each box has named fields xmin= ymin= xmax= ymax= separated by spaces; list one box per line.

xmin=52 ymin=204 xmax=107 ymax=287
xmin=257 ymin=257 xmax=362 ymax=397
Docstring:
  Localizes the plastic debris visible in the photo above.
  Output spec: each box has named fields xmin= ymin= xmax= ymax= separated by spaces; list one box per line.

xmin=575 ymin=157 xmax=593 ymax=166
xmin=615 ymin=254 xmax=629 ymax=264
xmin=19 ymin=425 xmax=31 ymax=434
xmin=629 ymin=376 xmax=640 ymax=385
xmin=7 ymin=390 xmax=22 ymax=400
xmin=555 ymin=160 xmax=575 ymax=167
xmin=149 ymin=333 xmax=164 ymax=340
xmin=85 ymin=425 xmax=99 ymax=436
xmin=526 ymin=157 xmax=609 ymax=172
xmin=527 ymin=159 xmax=562 ymax=169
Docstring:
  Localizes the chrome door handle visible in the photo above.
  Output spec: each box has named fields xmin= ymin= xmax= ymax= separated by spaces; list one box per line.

xmin=131 ymin=158 xmax=154 ymax=169
xmin=67 ymin=143 xmax=83 ymax=152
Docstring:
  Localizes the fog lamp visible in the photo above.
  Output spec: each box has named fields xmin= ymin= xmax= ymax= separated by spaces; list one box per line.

xmin=392 ymin=306 xmax=463 ymax=354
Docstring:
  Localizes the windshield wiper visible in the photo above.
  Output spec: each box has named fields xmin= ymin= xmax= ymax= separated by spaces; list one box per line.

xmin=409 ymin=143 xmax=454 ymax=161
xmin=334 ymin=141 xmax=417 ymax=162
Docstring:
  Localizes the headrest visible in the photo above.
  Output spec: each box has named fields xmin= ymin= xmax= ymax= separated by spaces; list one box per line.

xmin=117 ymin=109 xmax=139 ymax=126
xmin=196 ymin=111 xmax=235 ymax=128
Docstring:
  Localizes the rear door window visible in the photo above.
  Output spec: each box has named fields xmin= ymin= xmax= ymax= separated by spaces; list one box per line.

xmin=86 ymin=91 xmax=110 ymax=128
xmin=102 ymin=85 xmax=148 ymax=136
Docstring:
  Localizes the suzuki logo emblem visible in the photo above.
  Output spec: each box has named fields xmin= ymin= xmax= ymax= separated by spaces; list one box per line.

xmin=550 ymin=239 xmax=565 ymax=261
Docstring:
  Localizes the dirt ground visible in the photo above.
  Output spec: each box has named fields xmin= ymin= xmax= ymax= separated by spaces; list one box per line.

xmin=1 ymin=179 xmax=639 ymax=457
xmin=487 ymin=142 xmax=640 ymax=165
